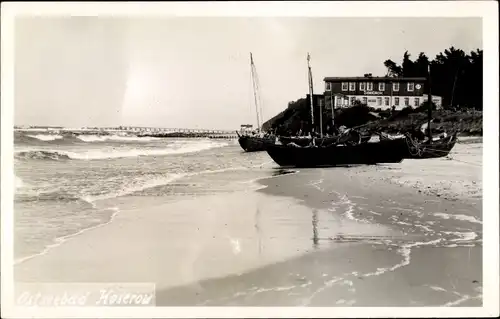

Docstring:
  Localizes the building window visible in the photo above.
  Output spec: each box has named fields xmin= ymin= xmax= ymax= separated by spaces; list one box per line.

xmin=336 ymin=96 xmax=342 ymax=106
xmin=414 ymin=97 xmax=420 ymax=107
xmin=349 ymin=82 xmax=356 ymax=91
xmin=325 ymin=82 xmax=331 ymax=91
xmin=393 ymin=83 xmax=400 ymax=91
xmin=407 ymin=82 xmax=415 ymax=92
xmin=341 ymin=82 xmax=348 ymax=91
xmin=366 ymin=82 xmax=373 ymax=91
xmin=359 ymin=82 xmax=366 ymax=91
xmin=394 ymin=97 xmax=400 ymax=105
xmin=384 ymin=97 xmax=390 ymax=106
xmin=362 ymin=97 xmax=368 ymax=105
xmin=378 ymin=82 xmax=385 ymax=91
xmin=404 ymin=97 xmax=409 ymax=106
xmin=350 ymin=97 xmax=356 ymax=105
xmin=376 ymin=97 xmax=382 ymax=106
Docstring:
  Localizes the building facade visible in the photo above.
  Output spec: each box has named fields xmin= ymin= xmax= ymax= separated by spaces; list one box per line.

xmin=323 ymin=76 xmax=442 ymax=110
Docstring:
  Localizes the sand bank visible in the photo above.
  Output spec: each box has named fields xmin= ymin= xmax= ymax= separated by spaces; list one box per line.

xmin=354 ymin=139 xmax=482 ymax=202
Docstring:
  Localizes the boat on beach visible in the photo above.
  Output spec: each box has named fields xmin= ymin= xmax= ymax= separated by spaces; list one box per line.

xmin=279 ymin=130 xmax=371 ymax=147
xmin=379 ymin=131 xmax=458 ymax=159
xmin=237 ymin=53 xmax=274 ymax=152
xmin=265 ymin=53 xmax=401 ymax=167
xmin=266 ymin=137 xmax=406 ymax=168
xmin=376 ymin=63 xmax=458 ymax=160
xmin=236 ymin=131 xmax=275 ymax=152
xmin=276 ymin=54 xmax=374 ymax=149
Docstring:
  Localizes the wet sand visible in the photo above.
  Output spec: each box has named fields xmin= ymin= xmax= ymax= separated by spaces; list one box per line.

xmin=155 ymin=168 xmax=482 ymax=306
xmin=14 ymin=158 xmax=482 ymax=307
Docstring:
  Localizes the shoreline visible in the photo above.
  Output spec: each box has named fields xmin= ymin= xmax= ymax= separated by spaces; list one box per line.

xmin=14 ymin=155 xmax=482 ymax=306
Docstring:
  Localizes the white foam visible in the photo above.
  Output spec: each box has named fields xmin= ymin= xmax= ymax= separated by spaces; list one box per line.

xmin=15 ymin=175 xmax=24 ymax=189
xmin=76 ymin=134 xmax=160 ymax=143
xmin=363 ymin=238 xmax=443 ymax=278
xmin=414 ymin=224 xmax=433 ymax=232
xmin=20 ymin=140 xmax=229 ymax=160
xmin=339 ymin=194 xmax=370 ymax=224
xmin=442 ymin=294 xmax=475 ymax=307
xmin=82 ymin=174 xmax=186 ymax=202
xmin=428 ymin=285 xmax=447 ymax=292
xmin=396 ymin=221 xmax=412 ymax=226
xmin=433 ymin=212 xmax=482 ymax=224
xmin=442 ymin=231 xmax=478 ymax=242
xmin=27 ymin=134 xmax=63 ymax=141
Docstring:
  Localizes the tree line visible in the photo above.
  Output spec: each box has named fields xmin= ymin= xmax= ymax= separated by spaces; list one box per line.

xmin=383 ymin=46 xmax=483 ymax=110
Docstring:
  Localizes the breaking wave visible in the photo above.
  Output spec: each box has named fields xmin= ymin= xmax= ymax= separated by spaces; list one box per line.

xmin=15 ymin=150 xmax=72 ymax=161
xmin=14 ymin=140 xmax=229 ymax=161
xmin=75 ymin=134 xmax=160 ymax=143
xmin=26 ymin=134 xmax=64 ymax=141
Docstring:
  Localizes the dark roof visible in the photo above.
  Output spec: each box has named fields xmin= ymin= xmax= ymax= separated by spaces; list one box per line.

xmin=324 ymin=76 xmax=426 ymax=82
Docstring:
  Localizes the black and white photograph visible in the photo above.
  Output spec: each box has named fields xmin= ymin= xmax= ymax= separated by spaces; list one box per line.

xmin=1 ymin=1 xmax=498 ymax=318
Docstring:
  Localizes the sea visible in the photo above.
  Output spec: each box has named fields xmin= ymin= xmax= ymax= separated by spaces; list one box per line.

xmin=13 ymin=130 xmax=281 ymax=264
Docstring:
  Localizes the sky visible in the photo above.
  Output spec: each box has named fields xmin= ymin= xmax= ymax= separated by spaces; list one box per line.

xmin=14 ymin=16 xmax=482 ymax=130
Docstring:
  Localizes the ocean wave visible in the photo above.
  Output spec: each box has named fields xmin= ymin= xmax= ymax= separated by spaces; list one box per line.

xmin=15 ymin=150 xmax=72 ymax=161
xmin=16 ymin=132 xmax=161 ymax=144
xmin=14 ymin=140 xmax=229 ymax=161
xmin=15 ymin=191 xmax=96 ymax=205
xmin=81 ymin=174 xmax=186 ymax=202
xmin=15 ymin=175 xmax=24 ymax=189
xmin=76 ymin=134 xmax=160 ymax=143
xmin=26 ymin=134 xmax=64 ymax=141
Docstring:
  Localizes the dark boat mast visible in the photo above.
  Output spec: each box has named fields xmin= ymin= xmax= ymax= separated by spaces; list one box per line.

xmin=307 ymin=53 xmax=323 ymax=138
xmin=307 ymin=53 xmax=315 ymax=134
xmin=427 ymin=64 xmax=433 ymax=142
xmin=250 ymin=52 xmax=261 ymax=133
xmin=330 ymin=85 xmax=335 ymax=131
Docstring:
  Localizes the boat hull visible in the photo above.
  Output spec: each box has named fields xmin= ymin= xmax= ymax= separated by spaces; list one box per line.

xmin=266 ymin=139 xmax=406 ymax=168
xmin=279 ymin=134 xmax=371 ymax=147
xmin=380 ymin=133 xmax=458 ymax=159
xmin=238 ymin=135 xmax=274 ymax=152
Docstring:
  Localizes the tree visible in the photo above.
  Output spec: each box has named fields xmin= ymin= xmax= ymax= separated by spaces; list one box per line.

xmin=401 ymin=51 xmax=416 ymax=77
xmin=414 ymin=52 xmax=430 ymax=79
xmin=381 ymin=47 xmax=483 ymax=110
xmin=384 ymin=59 xmax=403 ymax=77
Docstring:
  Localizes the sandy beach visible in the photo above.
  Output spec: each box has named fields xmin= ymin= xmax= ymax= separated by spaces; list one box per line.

xmin=14 ymin=137 xmax=482 ymax=307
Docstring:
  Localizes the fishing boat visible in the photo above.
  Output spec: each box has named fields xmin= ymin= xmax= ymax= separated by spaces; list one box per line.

xmin=379 ymin=131 xmax=458 ymax=159
xmin=237 ymin=53 xmax=274 ymax=152
xmin=276 ymin=53 xmax=347 ymax=147
xmin=378 ymin=65 xmax=458 ymax=159
xmin=277 ymin=54 xmax=372 ymax=148
xmin=279 ymin=135 xmax=340 ymax=147
xmin=280 ymin=130 xmax=371 ymax=147
xmin=266 ymin=138 xmax=406 ymax=168
xmin=265 ymin=54 xmax=408 ymax=168
xmin=402 ymin=131 xmax=458 ymax=159
xmin=237 ymin=131 xmax=274 ymax=152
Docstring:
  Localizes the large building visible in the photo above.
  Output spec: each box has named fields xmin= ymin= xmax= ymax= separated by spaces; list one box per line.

xmin=323 ymin=76 xmax=442 ymax=110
